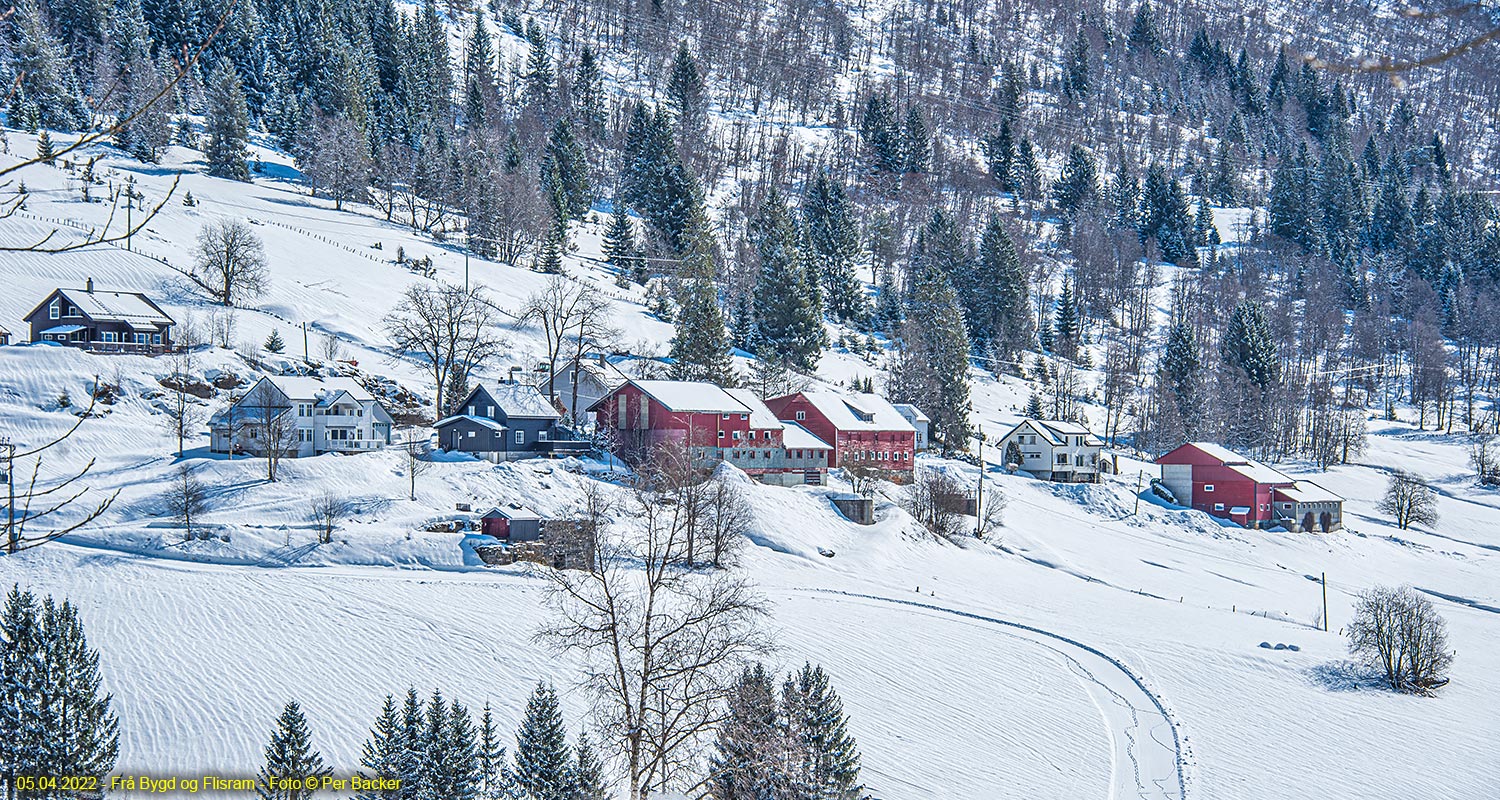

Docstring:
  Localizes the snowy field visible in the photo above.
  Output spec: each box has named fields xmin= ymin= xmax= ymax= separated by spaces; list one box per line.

xmin=1 ymin=132 xmax=1498 ymax=799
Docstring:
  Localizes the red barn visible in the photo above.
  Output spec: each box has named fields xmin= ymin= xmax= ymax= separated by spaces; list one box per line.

xmin=588 ymin=380 xmax=831 ymax=483
xmin=764 ymin=390 xmax=916 ymax=475
xmin=1155 ymin=442 xmax=1344 ymax=531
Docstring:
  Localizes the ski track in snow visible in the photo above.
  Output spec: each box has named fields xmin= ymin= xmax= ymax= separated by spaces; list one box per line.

xmin=786 ymin=589 xmax=1188 ymax=800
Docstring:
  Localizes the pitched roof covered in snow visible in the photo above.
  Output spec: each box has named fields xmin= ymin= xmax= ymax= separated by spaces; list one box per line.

xmin=1273 ymin=481 xmax=1344 ymax=503
xmin=892 ymin=403 xmax=930 ymax=423
xmin=553 ymin=353 xmax=629 ymax=390
xmin=433 ymin=414 xmax=506 ymax=431
xmin=781 ymin=421 xmax=833 ymax=450
xmin=263 ymin=376 xmax=376 ymax=405
xmin=482 ymin=504 xmax=540 ymax=521
xmin=474 ymin=382 xmax=560 ymax=419
xmin=723 ymin=388 xmax=782 ymax=430
xmin=26 ymin=286 xmax=174 ymax=327
xmin=629 ymin=380 xmax=750 ymax=414
xmin=1003 ymin=418 xmax=1103 ymax=447
xmin=795 ymin=390 xmax=915 ymax=432
xmin=1158 ymin=442 xmax=1295 ymax=485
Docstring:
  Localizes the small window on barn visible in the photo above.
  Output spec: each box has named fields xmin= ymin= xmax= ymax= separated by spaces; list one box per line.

xmin=740 ymin=414 xmax=748 ymax=420
xmin=487 ymin=405 xmax=494 ymax=417
xmin=466 ymin=431 xmax=475 ymax=438
xmin=1213 ymin=503 xmax=1224 ymax=511
xmin=718 ymin=430 xmax=725 ymax=439
xmin=796 ymin=410 xmax=805 ymax=421
xmin=1203 ymin=484 xmax=1215 ymax=492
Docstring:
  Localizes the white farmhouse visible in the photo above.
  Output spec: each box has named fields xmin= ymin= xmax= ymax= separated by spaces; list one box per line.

xmin=210 ymin=376 xmax=393 ymax=458
xmin=892 ymin=403 xmax=931 ymax=451
xmin=995 ymin=418 xmax=1104 ymax=482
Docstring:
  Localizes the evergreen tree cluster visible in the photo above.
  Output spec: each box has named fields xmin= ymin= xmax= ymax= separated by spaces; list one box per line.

xmin=858 ymin=92 xmax=930 ymax=175
xmin=708 ymin=662 xmax=862 ymax=800
xmin=1 ymin=586 xmax=120 ymax=798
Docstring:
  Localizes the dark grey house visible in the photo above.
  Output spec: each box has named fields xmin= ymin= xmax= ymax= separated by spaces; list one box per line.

xmin=24 ymin=279 xmax=174 ymax=353
xmin=435 ymin=382 xmax=590 ymax=462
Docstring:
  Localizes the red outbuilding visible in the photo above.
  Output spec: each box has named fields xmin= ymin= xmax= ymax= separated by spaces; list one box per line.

xmin=1156 ymin=442 xmax=1344 ymax=531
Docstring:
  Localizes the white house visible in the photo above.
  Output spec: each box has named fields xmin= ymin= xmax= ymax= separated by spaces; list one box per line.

xmin=539 ymin=353 xmax=629 ymax=421
xmin=210 ymin=376 xmax=393 ymax=457
xmin=996 ymin=418 xmax=1104 ymax=482
xmin=892 ymin=403 xmax=931 ymax=451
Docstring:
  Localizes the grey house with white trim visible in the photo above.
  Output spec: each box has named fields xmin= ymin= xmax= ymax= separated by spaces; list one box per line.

xmin=24 ymin=279 xmax=174 ymax=352
xmin=209 ymin=376 xmax=393 ymax=457
xmin=435 ymin=382 xmax=590 ymax=462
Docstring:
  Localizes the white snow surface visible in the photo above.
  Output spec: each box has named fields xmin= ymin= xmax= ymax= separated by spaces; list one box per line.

xmin=0 ymin=133 xmax=1496 ymax=799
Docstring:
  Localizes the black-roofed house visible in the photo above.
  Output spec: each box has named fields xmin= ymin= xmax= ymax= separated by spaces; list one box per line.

xmin=24 ymin=278 xmax=175 ymax=353
xmin=435 ymin=382 xmax=591 ymax=462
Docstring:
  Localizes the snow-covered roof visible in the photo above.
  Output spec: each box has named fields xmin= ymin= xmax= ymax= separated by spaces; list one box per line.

xmin=434 ymin=415 xmax=506 ymax=431
xmin=31 ymin=287 xmax=174 ymax=327
xmin=892 ymin=403 xmax=931 ymax=423
xmin=1274 ymin=481 xmax=1343 ymax=504
xmin=1162 ymin=442 xmax=1294 ymax=486
xmin=632 ymin=380 xmax=749 ymax=414
xmin=478 ymin=383 xmax=560 ymax=418
xmin=554 ymin=354 xmax=628 ymax=390
xmin=723 ymin=388 xmax=782 ymax=429
xmin=482 ymin=504 xmax=540 ymax=521
xmin=263 ymin=376 xmax=376 ymax=405
xmin=797 ymin=390 xmax=915 ymax=432
xmin=39 ymin=324 xmax=87 ymax=335
xmin=1006 ymin=419 xmax=1103 ymax=447
xmin=781 ymin=421 xmax=832 ymax=450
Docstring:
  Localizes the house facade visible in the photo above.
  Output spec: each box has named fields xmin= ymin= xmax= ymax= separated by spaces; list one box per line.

xmin=588 ymin=380 xmax=832 ymax=484
xmin=24 ymin=279 xmax=174 ymax=353
xmin=764 ymin=390 xmax=916 ymax=476
xmin=1156 ymin=442 xmax=1344 ymax=531
xmin=996 ymin=419 xmax=1104 ymax=482
xmin=210 ymin=376 xmax=393 ymax=457
xmin=435 ymin=382 xmax=590 ymax=462
xmin=892 ymin=403 xmax=931 ymax=451
xmin=481 ymin=505 xmax=542 ymax=541
xmin=540 ymin=353 xmax=628 ymax=421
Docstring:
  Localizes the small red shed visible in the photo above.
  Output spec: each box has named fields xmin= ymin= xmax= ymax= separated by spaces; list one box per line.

xmin=481 ymin=504 xmax=542 ymax=542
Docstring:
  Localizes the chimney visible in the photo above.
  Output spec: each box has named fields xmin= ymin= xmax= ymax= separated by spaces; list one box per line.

xmin=85 ymin=277 xmax=94 ymax=292
xmin=595 ymin=352 xmax=606 ymax=366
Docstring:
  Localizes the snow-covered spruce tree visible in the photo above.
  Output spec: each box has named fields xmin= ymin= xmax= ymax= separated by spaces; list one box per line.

xmin=1052 ymin=278 xmax=1080 ymax=359
xmin=573 ymin=46 xmax=606 ymax=138
xmin=571 ymin=735 xmax=607 ymax=800
xmin=782 ymin=663 xmax=862 ymax=800
xmin=523 ymin=19 xmax=555 ymax=108
xmin=205 ymin=62 xmax=252 ymax=181
xmin=1012 ymin=138 xmax=1043 ymax=201
xmin=1025 ymin=393 xmax=1044 ymax=419
xmin=900 ymin=106 xmax=930 ymax=174
xmin=264 ymin=329 xmax=285 ymax=353
xmin=1 ymin=588 xmax=120 ymax=798
xmin=513 ymin=683 xmax=574 ymax=800
xmin=751 ymin=188 xmax=826 ymax=372
xmin=666 ymin=40 xmax=707 ymax=128
xmin=356 ymin=695 xmax=407 ymax=800
xmin=983 ymin=120 xmax=1015 ymax=192
xmin=888 ymin=254 xmax=972 ymax=453
xmin=476 ymin=704 xmax=511 ymax=799
xmin=422 ymin=692 xmax=479 ymax=800
xmin=1127 ymin=0 xmax=1165 ymax=57
xmin=1160 ymin=320 xmax=1203 ymax=438
xmin=973 ymin=214 xmax=1033 ymax=365
xmin=1220 ymin=300 xmax=1279 ymax=391
xmin=256 ymin=702 xmax=330 ymax=800
xmin=109 ymin=0 xmax=173 ymax=163
xmin=1269 ymin=142 xmax=1320 ymax=253
xmin=621 ymin=106 xmax=697 ymax=254
xmin=1062 ymin=27 xmax=1090 ymax=104
xmin=669 ymin=200 xmax=735 ymax=384
xmin=5 ymin=0 xmax=88 ymax=131
xmin=1139 ymin=164 xmax=1195 ymax=264
xmin=462 ymin=8 xmax=495 ymax=127
xmin=1051 ymin=144 xmax=1098 ymax=229
xmin=803 ymin=168 xmax=867 ymax=325
xmin=602 ymin=203 xmax=641 ymax=282
xmin=540 ymin=117 xmax=591 ymax=223
xmin=709 ymin=662 xmax=787 ymax=800
xmin=858 ymin=93 xmax=901 ymax=174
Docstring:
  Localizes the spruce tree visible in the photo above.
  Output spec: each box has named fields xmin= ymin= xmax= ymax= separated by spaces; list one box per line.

xmin=574 ymin=47 xmax=606 ymax=137
xmin=1140 ymin=164 xmax=1195 ymax=264
xmin=974 ymin=214 xmax=1033 ymax=363
xmin=1025 ymin=393 xmax=1045 ymax=419
xmin=463 ymin=8 xmax=495 ymax=127
xmin=782 ymin=664 xmax=862 ymax=800
xmin=666 ymin=41 xmax=706 ymax=126
xmin=205 ymin=63 xmax=251 ymax=181
xmin=1051 ymin=144 xmax=1098 ymax=228
xmin=900 ymin=106 xmax=930 ymax=173
xmin=5 ymin=0 xmax=87 ymax=130
xmin=536 ymin=214 xmax=567 ymax=274
xmin=1269 ymin=143 xmax=1320 ymax=252
xmin=709 ymin=663 xmax=785 ymax=800
xmin=523 ymin=20 xmax=554 ymax=106
xmin=256 ymin=702 xmax=330 ymax=800
xmin=888 ymin=254 xmax=972 ymax=452
xmin=513 ymin=683 xmax=573 ymax=800
xmin=540 ymin=117 xmax=591 ymax=222
xmin=1220 ymin=300 xmax=1279 ymax=390
xmin=803 ymin=169 xmax=866 ymax=324
xmin=602 ymin=204 xmax=639 ymax=280
xmin=670 ymin=200 xmax=735 ymax=384
xmin=264 ymin=329 xmax=285 ymax=353
xmin=1063 ymin=28 xmax=1090 ymax=103
xmin=1013 ymin=138 xmax=1042 ymax=200
xmin=35 ymin=131 xmax=54 ymax=165
xmin=752 ymin=188 xmax=826 ymax=371
xmin=1053 ymin=278 xmax=1080 ymax=357
xmin=1161 ymin=321 xmax=1202 ymax=435
xmin=984 ymin=120 xmax=1016 ymax=192
xmin=859 ymin=93 xmax=901 ymax=173
xmin=356 ymin=695 xmax=405 ymax=800
xmin=570 ymin=735 xmax=607 ymax=800
xmin=477 ymin=704 xmax=509 ymax=800
xmin=1127 ymin=1 xmax=1165 ymax=57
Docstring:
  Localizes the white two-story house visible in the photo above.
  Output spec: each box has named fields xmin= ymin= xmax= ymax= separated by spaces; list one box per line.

xmin=210 ymin=376 xmax=393 ymax=458
xmin=996 ymin=418 xmax=1104 ymax=482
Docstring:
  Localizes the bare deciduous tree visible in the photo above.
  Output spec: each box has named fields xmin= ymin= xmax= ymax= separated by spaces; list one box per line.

xmin=166 ymin=463 xmax=210 ymax=540
xmin=384 ymin=282 xmax=505 ymax=420
xmin=398 ymin=429 xmax=430 ymax=502
xmin=900 ymin=467 xmax=972 ymax=541
xmin=1378 ymin=469 xmax=1439 ymax=530
xmin=242 ymin=380 xmax=297 ymax=482
xmin=208 ymin=306 xmax=238 ymax=349
xmin=190 ymin=219 xmax=270 ymax=307
xmin=1468 ymin=434 xmax=1499 ymax=486
xmin=519 ymin=276 xmax=617 ymax=409
xmin=536 ymin=455 xmax=772 ymax=799
xmin=1348 ymin=585 xmax=1453 ymax=695
xmin=160 ymin=347 xmax=206 ymax=458
xmin=702 ymin=471 xmax=754 ymax=569
xmin=309 ymin=493 xmax=353 ymax=544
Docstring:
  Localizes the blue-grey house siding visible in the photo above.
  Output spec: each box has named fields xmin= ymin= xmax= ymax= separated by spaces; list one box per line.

xmin=435 ymin=383 xmax=590 ymax=461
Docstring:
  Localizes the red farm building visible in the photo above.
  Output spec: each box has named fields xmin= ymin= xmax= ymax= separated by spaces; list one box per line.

xmin=764 ymin=390 xmax=917 ymax=477
xmin=1155 ymin=442 xmax=1343 ymax=532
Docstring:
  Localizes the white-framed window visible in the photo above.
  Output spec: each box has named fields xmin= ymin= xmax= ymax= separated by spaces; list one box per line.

xmin=135 ymin=333 xmax=147 ymax=344
xmin=732 ymin=431 xmax=742 ymax=440
xmin=152 ymin=333 xmax=162 ymax=344
xmin=514 ymin=430 xmax=524 ymax=445
xmin=487 ymin=405 xmax=494 ymax=417
xmin=538 ymin=430 xmax=549 ymax=441
xmin=467 ymin=430 xmax=475 ymax=438
xmin=1203 ymin=484 xmax=1215 ymax=492
xmin=740 ymin=414 xmax=748 ymax=420
xmin=722 ymin=413 xmax=730 ymax=420
xmin=48 ymin=301 xmax=59 ymax=320
xmin=102 ymin=331 xmax=117 ymax=343
xmin=717 ymin=430 xmax=725 ymax=439
xmin=1056 ymin=453 xmax=1068 ymax=465
xmin=1213 ymin=503 xmax=1224 ymax=511
xmin=468 ymin=405 xmax=475 ymax=415
xmin=795 ymin=410 xmax=805 ymax=420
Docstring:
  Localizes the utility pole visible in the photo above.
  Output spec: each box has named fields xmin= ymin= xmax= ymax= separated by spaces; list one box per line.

xmin=1322 ymin=572 xmax=1329 ymax=632
xmin=1132 ymin=469 xmax=1143 ymax=515
xmin=302 ymin=322 xmax=309 ymax=363
xmin=974 ymin=426 xmax=984 ymax=538
xmin=465 ymin=250 xmax=470 ymax=290
xmin=2 ymin=438 xmax=15 ymax=554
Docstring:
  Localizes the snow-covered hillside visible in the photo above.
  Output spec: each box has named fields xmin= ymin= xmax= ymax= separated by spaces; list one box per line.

xmin=2 ymin=131 xmax=1498 ymax=800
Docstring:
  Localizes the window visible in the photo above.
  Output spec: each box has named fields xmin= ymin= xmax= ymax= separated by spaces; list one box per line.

xmin=1075 ymin=454 xmax=1085 ymax=466
xmin=152 ymin=333 xmax=161 ymax=344
xmin=795 ymin=410 xmax=805 ymax=421
xmin=468 ymin=405 xmax=475 ymax=416
xmin=722 ymin=413 xmax=730 ymax=420
xmin=467 ymin=431 xmax=475 ymax=439
xmin=486 ymin=405 xmax=494 ymax=417
xmin=102 ymin=331 xmax=117 ymax=343
xmin=740 ymin=414 xmax=748 ymax=420
xmin=514 ymin=430 xmax=524 ymax=445
xmin=1203 ymin=484 xmax=1215 ymax=492
xmin=538 ymin=430 xmax=549 ymax=441
xmin=1056 ymin=453 xmax=1068 ymax=465
xmin=717 ymin=430 xmax=725 ymax=439
xmin=732 ymin=431 xmax=742 ymax=440
xmin=48 ymin=301 xmax=59 ymax=320
xmin=135 ymin=333 xmax=147 ymax=344
xmin=1213 ymin=503 xmax=1224 ymax=511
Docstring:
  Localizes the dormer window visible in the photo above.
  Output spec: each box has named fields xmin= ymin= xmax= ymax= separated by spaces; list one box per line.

xmin=48 ymin=301 xmax=59 ymax=320
xmin=795 ymin=410 xmax=805 ymax=421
